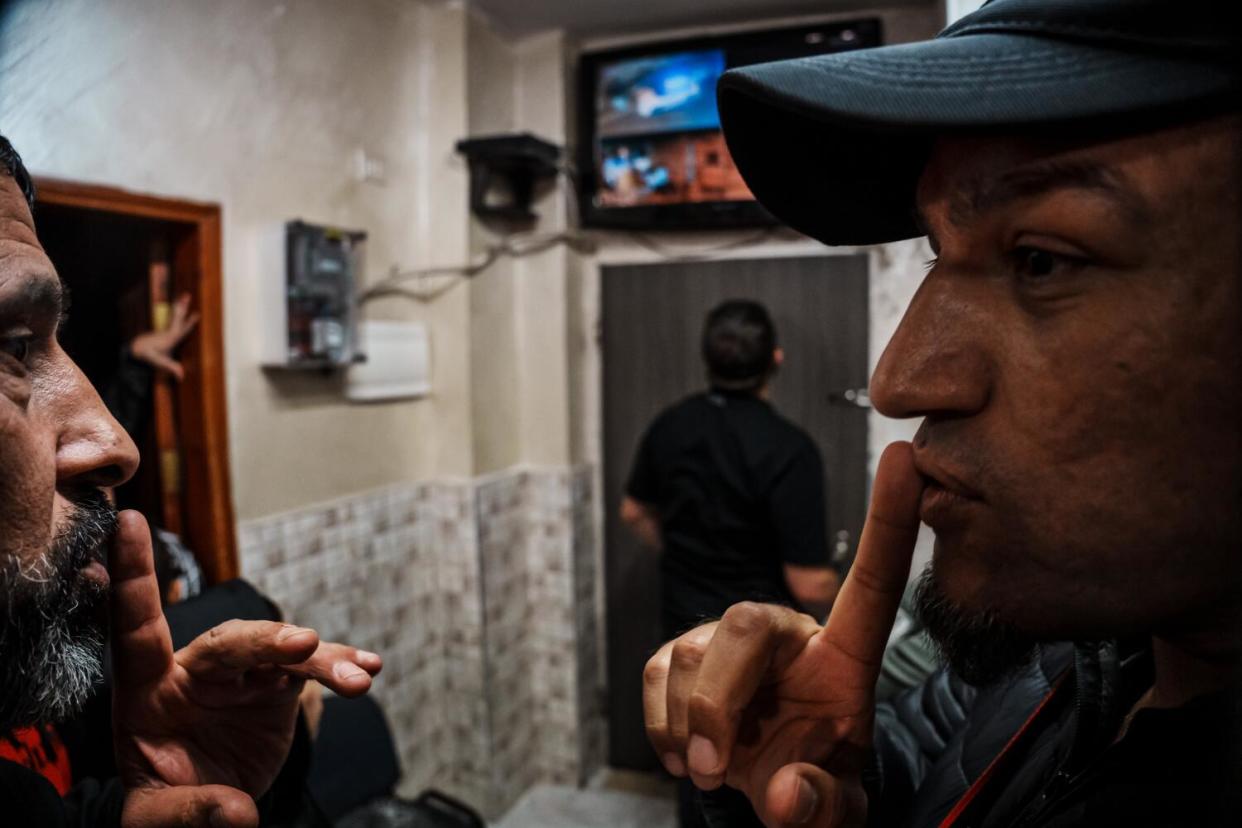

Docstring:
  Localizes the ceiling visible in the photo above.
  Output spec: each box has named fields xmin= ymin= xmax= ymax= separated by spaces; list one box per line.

xmin=468 ymin=0 xmax=937 ymax=38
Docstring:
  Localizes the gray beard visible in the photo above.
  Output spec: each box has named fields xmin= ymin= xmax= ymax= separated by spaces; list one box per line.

xmin=0 ymin=491 xmax=116 ymax=731
xmin=914 ymin=562 xmax=1038 ymax=687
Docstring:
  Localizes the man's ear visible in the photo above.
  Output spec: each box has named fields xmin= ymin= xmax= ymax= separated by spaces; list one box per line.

xmin=773 ymin=347 xmax=785 ymax=369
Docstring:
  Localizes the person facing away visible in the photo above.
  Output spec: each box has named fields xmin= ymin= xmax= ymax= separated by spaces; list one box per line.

xmin=621 ymin=299 xmax=841 ymax=639
xmin=642 ymin=1 xmax=1242 ymax=826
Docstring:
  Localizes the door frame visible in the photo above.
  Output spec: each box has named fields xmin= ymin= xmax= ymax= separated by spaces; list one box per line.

xmin=34 ymin=177 xmax=238 ymax=584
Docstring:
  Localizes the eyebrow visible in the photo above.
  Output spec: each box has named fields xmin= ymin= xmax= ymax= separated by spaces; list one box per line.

xmin=944 ymin=159 xmax=1154 ymax=230
xmin=0 ymin=272 xmax=65 ymax=325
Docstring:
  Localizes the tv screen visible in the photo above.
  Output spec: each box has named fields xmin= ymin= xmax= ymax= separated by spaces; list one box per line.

xmin=594 ymin=49 xmax=754 ymax=210
xmin=577 ymin=19 xmax=881 ymax=230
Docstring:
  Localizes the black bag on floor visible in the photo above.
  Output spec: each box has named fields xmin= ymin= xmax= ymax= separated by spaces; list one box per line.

xmin=307 ymin=696 xmax=485 ymax=828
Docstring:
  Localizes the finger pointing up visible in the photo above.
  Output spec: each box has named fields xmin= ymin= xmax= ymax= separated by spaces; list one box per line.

xmin=109 ymin=510 xmax=176 ymax=688
xmin=822 ymin=442 xmax=923 ymax=689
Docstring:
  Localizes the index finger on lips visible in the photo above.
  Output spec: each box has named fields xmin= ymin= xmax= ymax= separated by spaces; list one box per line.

xmin=109 ymin=510 xmax=176 ymax=687
xmin=822 ymin=442 xmax=923 ymax=688
xmin=176 ymin=619 xmax=322 ymax=680
xmin=685 ymin=603 xmax=822 ymax=789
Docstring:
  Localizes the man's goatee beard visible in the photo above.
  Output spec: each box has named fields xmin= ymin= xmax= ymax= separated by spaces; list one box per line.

xmin=0 ymin=490 xmax=116 ymax=731
xmin=914 ymin=563 xmax=1038 ymax=686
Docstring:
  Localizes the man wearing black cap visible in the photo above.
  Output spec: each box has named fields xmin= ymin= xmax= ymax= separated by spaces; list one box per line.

xmin=642 ymin=1 xmax=1241 ymax=825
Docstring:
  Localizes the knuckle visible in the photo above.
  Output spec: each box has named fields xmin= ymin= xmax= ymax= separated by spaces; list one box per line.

xmin=206 ymin=620 xmax=236 ymax=644
xmin=644 ymin=714 xmax=669 ymax=740
xmin=720 ymin=601 xmax=775 ymax=637
xmin=643 ymin=653 xmax=671 ymax=686
xmin=670 ymin=636 xmax=707 ymax=669
xmin=687 ymin=690 xmax=727 ymax=731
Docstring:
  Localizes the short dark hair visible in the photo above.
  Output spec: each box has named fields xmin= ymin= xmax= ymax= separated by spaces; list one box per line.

xmin=0 ymin=134 xmax=36 ymax=212
xmin=701 ymin=299 xmax=777 ymax=391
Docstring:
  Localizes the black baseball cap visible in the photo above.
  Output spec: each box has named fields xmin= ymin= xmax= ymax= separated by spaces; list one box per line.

xmin=717 ymin=0 xmax=1242 ymax=246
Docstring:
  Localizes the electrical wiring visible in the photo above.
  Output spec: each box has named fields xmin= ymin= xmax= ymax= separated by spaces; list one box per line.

xmin=356 ymin=161 xmax=784 ymax=304
xmin=356 ymin=231 xmax=597 ymax=303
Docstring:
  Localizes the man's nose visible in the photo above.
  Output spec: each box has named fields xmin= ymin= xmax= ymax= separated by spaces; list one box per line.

xmin=54 ymin=359 xmax=140 ymax=489
xmin=870 ymin=272 xmax=991 ymax=420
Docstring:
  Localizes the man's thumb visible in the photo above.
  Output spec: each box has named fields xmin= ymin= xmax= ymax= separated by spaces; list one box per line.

xmin=122 ymin=785 xmax=259 ymax=828
xmin=763 ymin=763 xmax=866 ymax=828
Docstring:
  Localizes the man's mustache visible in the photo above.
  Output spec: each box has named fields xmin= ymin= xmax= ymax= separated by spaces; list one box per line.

xmin=912 ymin=422 xmax=991 ymax=500
xmin=53 ymin=488 xmax=118 ymax=572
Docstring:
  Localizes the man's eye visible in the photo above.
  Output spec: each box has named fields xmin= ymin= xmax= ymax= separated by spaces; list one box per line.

xmin=1010 ymin=246 xmax=1086 ymax=281
xmin=0 ymin=335 xmax=32 ymax=364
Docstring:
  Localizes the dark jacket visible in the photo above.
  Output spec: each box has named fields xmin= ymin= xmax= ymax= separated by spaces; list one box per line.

xmin=0 ymin=761 xmax=123 ymax=826
xmin=707 ymin=641 xmax=1242 ymax=827
xmin=2 ymin=581 xmax=326 ymax=827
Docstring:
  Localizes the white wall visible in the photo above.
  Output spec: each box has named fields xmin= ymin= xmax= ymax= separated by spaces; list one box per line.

xmin=465 ymin=23 xmax=577 ymax=474
xmin=945 ymin=0 xmax=987 ymax=25
xmin=0 ymin=0 xmax=474 ymax=519
xmin=466 ymin=12 xmax=524 ymax=474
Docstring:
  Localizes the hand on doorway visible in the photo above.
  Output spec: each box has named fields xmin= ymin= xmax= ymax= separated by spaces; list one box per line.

xmin=109 ymin=510 xmax=383 ymax=827
xmin=129 ymin=293 xmax=200 ymax=381
xmin=642 ymin=442 xmax=923 ymax=828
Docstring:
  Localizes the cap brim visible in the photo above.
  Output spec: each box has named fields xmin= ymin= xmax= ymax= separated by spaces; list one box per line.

xmin=718 ymin=33 xmax=1238 ymax=246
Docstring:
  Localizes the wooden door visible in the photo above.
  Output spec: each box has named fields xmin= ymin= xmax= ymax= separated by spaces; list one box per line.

xmin=34 ymin=179 xmax=237 ymax=584
xmin=601 ymin=254 xmax=870 ymax=769
xmin=147 ymin=245 xmax=184 ymax=534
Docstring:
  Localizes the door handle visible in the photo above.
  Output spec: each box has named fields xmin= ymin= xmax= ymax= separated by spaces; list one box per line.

xmin=827 ymin=388 xmax=871 ymax=409
xmin=832 ymin=529 xmax=852 ymax=566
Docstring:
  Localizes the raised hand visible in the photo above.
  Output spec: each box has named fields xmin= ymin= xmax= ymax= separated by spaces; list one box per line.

xmin=108 ymin=510 xmax=382 ymax=827
xmin=129 ymin=293 xmax=200 ymax=380
xmin=643 ymin=442 xmax=923 ymax=827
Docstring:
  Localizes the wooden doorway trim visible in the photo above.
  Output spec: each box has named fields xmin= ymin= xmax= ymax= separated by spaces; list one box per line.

xmin=34 ymin=178 xmax=238 ymax=584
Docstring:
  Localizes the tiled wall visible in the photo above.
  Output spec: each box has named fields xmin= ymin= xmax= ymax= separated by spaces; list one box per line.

xmin=236 ymin=466 xmax=604 ymax=819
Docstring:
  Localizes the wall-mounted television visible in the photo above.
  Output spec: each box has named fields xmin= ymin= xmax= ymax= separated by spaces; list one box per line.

xmin=576 ymin=19 xmax=882 ymax=231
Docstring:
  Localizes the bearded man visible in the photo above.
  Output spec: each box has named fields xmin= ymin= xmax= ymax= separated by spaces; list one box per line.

xmin=0 ymin=135 xmax=382 ymax=827
xmin=643 ymin=0 xmax=1242 ymax=825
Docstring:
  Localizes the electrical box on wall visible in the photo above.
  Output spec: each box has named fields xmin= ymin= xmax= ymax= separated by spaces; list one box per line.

xmin=345 ymin=320 xmax=432 ymax=402
xmin=262 ymin=220 xmax=366 ymax=370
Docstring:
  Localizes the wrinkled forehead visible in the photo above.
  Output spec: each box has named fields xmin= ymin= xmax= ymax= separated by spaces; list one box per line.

xmin=0 ymin=175 xmax=61 ymax=305
xmin=0 ymin=173 xmax=39 ymax=245
xmin=914 ymin=114 xmax=1242 ymax=228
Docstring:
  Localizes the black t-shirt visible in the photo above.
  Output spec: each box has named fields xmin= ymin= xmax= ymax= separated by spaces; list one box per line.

xmin=626 ymin=389 xmax=830 ymax=634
